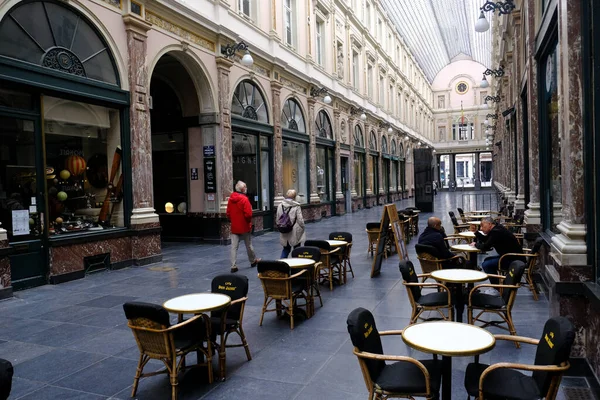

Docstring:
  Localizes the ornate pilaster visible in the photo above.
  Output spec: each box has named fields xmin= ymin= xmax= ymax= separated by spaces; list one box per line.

xmin=377 ymin=130 xmax=384 ymax=198
xmin=217 ymin=57 xmax=234 ymax=213
xmin=271 ymin=81 xmax=284 ymax=207
xmin=333 ymin=109 xmax=344 ymax=201
xmin=365 ymin=124 xmax=373 ymax=196
xmin=308 ymin=98 xmax=320 ymax=203
xmin=123 ymin=15 xmax=159 ymax=226
xmin=349 ymin=117 xmax=357 ymax=199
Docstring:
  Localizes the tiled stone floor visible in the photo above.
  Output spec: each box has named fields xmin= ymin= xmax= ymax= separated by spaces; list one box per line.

xmin=0 ymin=191 xmax=593 ymax=399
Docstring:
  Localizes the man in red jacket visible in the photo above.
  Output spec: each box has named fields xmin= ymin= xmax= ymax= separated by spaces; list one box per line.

xmin=227 ymin=181 xmax=260 ymax=272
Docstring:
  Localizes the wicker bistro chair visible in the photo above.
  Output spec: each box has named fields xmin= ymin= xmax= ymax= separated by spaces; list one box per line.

xmin=329 ymin=231 xmax=355 ymax=283
xmin=210 ymin=274 xmax=252 ymax=379
xmin=366 ymin=222 xmax=382 ymax=256
xmin=257 ymin=261 xmax=309 ymax=330
xmin=291 ymin=246 xmax=324 ymax=313
xmin=498 ymin=238 xmax=543 ymax=301
xmin=399 ymin=260 xmax=453 ymax=324
xmin=123 ymin=302 xmax=212 ymax=400
xmin=0 ymin=358 xmax=12 ymax=400
xmin=449 ymin=211 xmax=471 ymax=234
xmin=457 ymin=207 xmax=469 ymax=224
xmin=464 ymin=316 xmax=575 ymax=400
xmin=396 ymin=213 xmax=412 ymax=244
xmin=304 ymin=240 xmax=343 ymax=291
xmin=347 ymin=307 xmax=442 ymax=400
xmin=467 ymin=261 xmax=527 ymax=347
xmin=415 ymin=244 xmax=466 ymax=282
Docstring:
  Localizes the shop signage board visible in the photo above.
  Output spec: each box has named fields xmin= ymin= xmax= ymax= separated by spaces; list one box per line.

xmin=370 ymin=204 xmax=408 ymax=278
xmin=204 ymin=159 xmax=216 ymax=193
xmin=203 ymin=146 xmax=215 ymax=157
xmin=190 ymin=168 xmax=198 ymax=180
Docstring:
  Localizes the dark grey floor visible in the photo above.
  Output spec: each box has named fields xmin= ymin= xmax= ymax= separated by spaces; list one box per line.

xmin=0 ymin=191 xmax=591 ymax=399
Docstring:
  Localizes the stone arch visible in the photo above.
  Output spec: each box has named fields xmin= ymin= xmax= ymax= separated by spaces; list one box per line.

xmin=230 ymin=76 xmax=271 ymax=124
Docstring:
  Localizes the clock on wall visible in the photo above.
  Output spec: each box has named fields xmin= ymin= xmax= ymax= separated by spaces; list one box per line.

xmin=456 ymin=81 xmax=469 ymax=95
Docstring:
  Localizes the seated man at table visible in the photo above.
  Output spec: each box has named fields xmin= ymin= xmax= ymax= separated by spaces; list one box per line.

xmin=470 ymin=217 xmax=525 ymax=284
xmin=418 ymin=217 xmax=465 ymax=269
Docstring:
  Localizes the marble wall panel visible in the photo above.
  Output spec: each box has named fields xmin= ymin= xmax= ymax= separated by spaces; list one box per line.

xmin=49 ymin=237 xmax=133 ymax=276
xmin=132 ymin=233 xmax=161 ymax=260
xmin=0 ymin=258 xmax=10 ymax=288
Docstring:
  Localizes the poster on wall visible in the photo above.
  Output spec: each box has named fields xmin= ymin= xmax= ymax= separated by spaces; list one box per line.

xmin=204 ymin=159 xmax=216 ymax=193
xmin=12 ymin=210 xmax=30 ymax=236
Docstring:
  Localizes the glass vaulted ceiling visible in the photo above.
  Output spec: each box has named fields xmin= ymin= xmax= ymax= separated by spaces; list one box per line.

xmin=381 ymin=0 xmax=493 ymax=82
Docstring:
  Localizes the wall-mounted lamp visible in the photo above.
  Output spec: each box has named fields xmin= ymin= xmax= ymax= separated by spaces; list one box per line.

xmin=475 ymin=0 xmax=516 ymax=33
xmin=484 ymin=95 xmax=501 ymax=103
xmin=404 ymin=135 xmax=409 ymax=141
xmin=486 ymin=113 xmax=499 ymax=119
xmin=221 ymin=41 xmax=254 ymax=66
xmin=350 ymin=106 xmax=367 ymax=121
xmin=310 ymin=86 xmax=332 ymax=104
xmin=379 ymin=122 xmax=393 ymax=133
xmin=480 ymin=67 xmax=505 ymax=88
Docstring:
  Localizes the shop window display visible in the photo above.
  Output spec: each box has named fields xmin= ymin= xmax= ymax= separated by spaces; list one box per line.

xmin=316 ymin=147 xmax=333 ymax=201
xmin=282 ymin=140 xmax=308 ymax=203
xmin=43 ymin=96 xmax=123 ymax=235
xmin=354 ymin=152 xmax=365 ymax=196
xmin=232 ymin=133 xmax=270 ymax=211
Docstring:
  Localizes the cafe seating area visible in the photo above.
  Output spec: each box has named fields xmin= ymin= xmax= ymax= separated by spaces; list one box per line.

xmin=0 ymin=192 xmax=588 ymax=400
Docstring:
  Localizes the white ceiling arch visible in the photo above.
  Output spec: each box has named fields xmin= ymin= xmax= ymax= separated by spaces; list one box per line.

xmin=381 ymin=0 xmax=493 ymax=82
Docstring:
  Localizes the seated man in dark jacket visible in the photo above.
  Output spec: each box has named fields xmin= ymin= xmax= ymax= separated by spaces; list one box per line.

xmin=418 ymin=217 xmax=464 ymax=269
xmin=470 ymin=217 xmax=525 ymax=283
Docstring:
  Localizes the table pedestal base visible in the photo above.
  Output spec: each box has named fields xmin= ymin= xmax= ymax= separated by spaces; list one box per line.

xmin=442 ymin=355 xmax=452 ymax=400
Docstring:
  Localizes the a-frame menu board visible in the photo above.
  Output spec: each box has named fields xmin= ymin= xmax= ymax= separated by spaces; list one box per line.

xmin=370 ymin=204 xmax=409 ymax=278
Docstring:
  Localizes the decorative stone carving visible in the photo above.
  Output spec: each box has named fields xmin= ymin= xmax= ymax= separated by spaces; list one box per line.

xmin=145 ymin=12 xmax=215 ymax=51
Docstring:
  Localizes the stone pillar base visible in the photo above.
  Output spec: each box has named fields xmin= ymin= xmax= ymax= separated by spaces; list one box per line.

xmin=335 ymin=191 xmax=344 ymax=200
xmin=514 ymin=194 xmax=526 ymax=210
xmin=524 ymin=202 xmax=541 ymax=225
xmin=309 ymin=193 xmax=321 ymax=204
xmin=131 ymin=207 xmax=159 ymax=226
xmin=273 ymin=195 xmax=285 ymax=209
xmin=550 ymin=222 xmax=587 ymax=265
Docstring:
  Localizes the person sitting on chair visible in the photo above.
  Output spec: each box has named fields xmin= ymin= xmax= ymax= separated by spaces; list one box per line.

xmin=470 ymin=217 xmax=524 ymax=283
xmin=418 ymin=217 xmax=464 ymax=269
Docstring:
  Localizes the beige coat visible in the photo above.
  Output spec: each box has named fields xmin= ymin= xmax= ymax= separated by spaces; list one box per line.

xmin=277 ymin=199 xmax=306 ymax=247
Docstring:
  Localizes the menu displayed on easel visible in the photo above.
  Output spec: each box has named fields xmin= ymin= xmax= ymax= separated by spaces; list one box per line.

xmin=370 ymin=204 xmax=409 ymax=278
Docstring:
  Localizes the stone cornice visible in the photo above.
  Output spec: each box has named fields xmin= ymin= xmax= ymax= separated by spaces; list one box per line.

xmin=123 ymin=14 xmax=152 ymax=36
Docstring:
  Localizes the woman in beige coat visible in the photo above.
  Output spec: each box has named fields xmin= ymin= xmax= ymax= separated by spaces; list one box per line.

xmin=277 ymin=189 xmax=306 ymax=258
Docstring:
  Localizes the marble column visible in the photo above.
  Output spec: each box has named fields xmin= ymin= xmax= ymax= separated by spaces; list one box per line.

xmin=449 ymin=153 xmax=456 ymax=191
xmin=474 ymin=152 xmax=481 ymax=190
xmin=550 ymin=0 xmax=587 ymax=266
xmin=271 ymin=81 xmax=284 ymax=207
xmin=524 ymin=0 xmax=541 ymax=227
xmin=0 ymin=227 xmax=10 ymax=294
xmin=365 ymin=124 xmax=373 ymax=197
xmin=333 ymin=109 xmax=344 ymax=207
xmin=308 ymin=98 xmax=320 ymax=204
xmin=377 ymin=130 xmax=384 ymax=202
xmin=216 ymin=58 xmax=234 ymax=213
xmin=123 ymin=16 xmax=159 ymax=227
xmin=348 ymin=116 xmax=357 ymax=200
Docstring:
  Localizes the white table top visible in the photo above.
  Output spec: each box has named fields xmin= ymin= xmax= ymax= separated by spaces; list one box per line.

xmin=467 ymin=221 xmax=481 ymax=225
xmin=451 ymin=244 xmax=481 ymax=253
xmin=326 ymin=239 xmax=348 ymax=246
xmin=470 ymin=210 xmax=491 ymax=214
xmin=278 ymin=258 xmax=316 ymax=267
xmin=163 ymin=293 xmax=231 ymax=314
xmin=402 ymin=321 xmax=495 ymax=356
xmin=458 ymin=231 xmax=476 ymax=238
xmin=431 ymin=269 xmax=488 ymax=283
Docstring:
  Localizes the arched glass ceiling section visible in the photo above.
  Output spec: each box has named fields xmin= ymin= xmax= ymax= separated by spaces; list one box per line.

xmin=354 ymin=125 xmax=364 ymax=147
xmin=381 ymin=0 xmax=492 ymax=81
xmin=315 ymin=110 xmax=333 ymax=140
xmin=231 ymin=80 xmax=269 ymax=123
xmin=0 ymin=0 xmax=119 ymax=85
xmin=281 ymin=98 xmax=305 ymax=132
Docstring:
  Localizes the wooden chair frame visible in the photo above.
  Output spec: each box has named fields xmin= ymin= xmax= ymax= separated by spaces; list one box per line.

xmin=416 ymin=252 xmax=465 ymax=282
xmin=472 ymin=335 xmax=570 ymax=400
xmin=367 ymin=227 xmax=383 ymax=256
xmin=403 ymin=274 xmax=453 ymax=324
xmin=316 ymin=246 xmax=343 ymax=291
xmin=467 ymin=275 xmax=521 ymax=347
xmin=499 ymin=251 xmax=540 ymax=301
xmin=352 ymin=329 xmax=438 ymax=400
xmin=213 ymin=296 xmax=252 ymax=379
xmin=127 ymin=314 xmax=212 ymax=400
xmin=258 ymin=268 xmax=308 ymax=330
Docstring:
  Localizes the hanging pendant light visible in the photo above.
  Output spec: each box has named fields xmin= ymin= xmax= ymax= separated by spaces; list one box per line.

xmin=480 ymin=75 xmax=490 ymax=88
xmin=475 ymin=10 xmax=490 ymax=33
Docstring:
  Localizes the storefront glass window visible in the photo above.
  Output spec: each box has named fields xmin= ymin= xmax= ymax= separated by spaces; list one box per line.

xmin=282 ymin=140 xmax=308 ymax=203
xmin=316 ymin=110 xmax=332 ymax=139
xmin=231 ymin=80 xmax=269 ymax=123
xmin=354 ymin=153 xmax=364 ymax=196
xmin=281 ymin=99 xmax=305 ymax=133
xmin=317 ymin=147 xmax=328 ymax=201
xmin=541 ymin=41 xmax=561 ymax=233
xmin=260 ymin=136 xmax=271 ymax=211
xmin=232 ymin=133 xmax=259 ymax=210
xmin=369 ymin=155 xmax=378 ymax=194
xmin=43 ymin=96 xmax=124 ymax=235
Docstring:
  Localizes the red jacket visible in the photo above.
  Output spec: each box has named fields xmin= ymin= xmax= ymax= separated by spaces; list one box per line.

xmin=226 ymin=191 xmax=253 ymax=234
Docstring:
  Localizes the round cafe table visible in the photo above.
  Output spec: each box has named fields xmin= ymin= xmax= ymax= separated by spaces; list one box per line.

xmin=431 ymin=269 xmax=488 ymax=323
xmin=325 ymin=239 xmax=347 ymax=247
xmin=163 ymin=293 xmax=231 ymax=321
xmin=467 ymin=221 xmax=482 ymax=225
xmin=402 ymin=321 xmax=495 ymax=400
xmin=278 ymin=258 xmax=317 ymax=317
xmin=450 ymin=244 xmax=482 ymax=270
xmin=278 ymin=258 xmax=316 ymax=268
xmin=458 ymin=231 xmax=476 ymax=239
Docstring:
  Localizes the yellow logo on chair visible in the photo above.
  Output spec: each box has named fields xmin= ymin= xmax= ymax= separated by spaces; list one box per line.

xmin=544 ymin=332 xmax=555 ymax=348
xmin=364 ymin=324 xmax=373 ymax=338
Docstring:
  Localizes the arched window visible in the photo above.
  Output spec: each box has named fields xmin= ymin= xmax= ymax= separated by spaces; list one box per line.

xmin=0 ymin=0 xmax=119 ymax=85
xmin=381 ymin=136 xmax=388 ymax=154
xmin=231 ymin=80 xmax=269 ymax=123
xmin=315 ymin=110 xmax=333 ymax=139
xmin=391 ymin=139 xmax=397 ymax=155
xmin=399 ymin=142 xmax=404 ymax=156
xmin=369 ymin=131 xmax=377 ymax=151
xmin=354 ymin=125 xmax=364 ymax=147
xmin=281 ymin=98 xmax=305 ymax=132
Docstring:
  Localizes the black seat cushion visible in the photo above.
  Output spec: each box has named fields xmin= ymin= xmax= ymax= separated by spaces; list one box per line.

xmin=210 ymin=317 xmax=238 ymax=340
xmin=376 ymin=358 xmax=442 ymax=394
xmin=211 ymin=274 xmax=249 ymax=322
xmin=471 ymin=292 xmax=506 ymax=309
xmin=464 ymin=362 xmax=540 ymax=400
xmin=173 ymin=317 xmax=206 ymax=350
xmin=418 ymin=292 xmax=449 ymax=307
xmin=123 ymin=302 xmax=170 ymax=327
xmin=0 ymin=358 xmax=13 ymax=400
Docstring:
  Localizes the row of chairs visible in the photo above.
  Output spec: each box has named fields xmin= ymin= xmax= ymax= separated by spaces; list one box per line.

xmin=348 ymin=307 xmax=575 ymax=400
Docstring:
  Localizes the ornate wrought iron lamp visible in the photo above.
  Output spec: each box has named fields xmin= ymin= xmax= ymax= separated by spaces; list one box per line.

xmin=221 ymin=41 xmax=254 ymax=66
xmin=475 ymin=0 xmax=516 ymax=32
xmin=310 ymin=87 xmax=332 ymax=104
xmin=350 ymin=106 xmax=367 ymax=121
xmin=379 ymin=122 xmax=393 ymax=133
